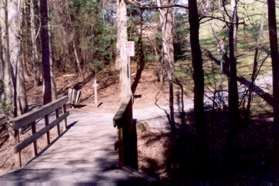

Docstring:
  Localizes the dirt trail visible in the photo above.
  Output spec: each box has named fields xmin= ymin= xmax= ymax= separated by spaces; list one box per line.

xmin=0 ymin=110 xmax=155 ymax=184
xmin=0 ymin=62 xmax=191 ymax=183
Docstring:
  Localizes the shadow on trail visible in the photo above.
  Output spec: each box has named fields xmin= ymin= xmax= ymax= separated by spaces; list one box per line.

xmin=1 ymin=134 xmax=153 ymax=186
xmin=25 ymin=121 xmax=78 ymax=166
xmin=138 ymin=108 xmax=274 ymax=185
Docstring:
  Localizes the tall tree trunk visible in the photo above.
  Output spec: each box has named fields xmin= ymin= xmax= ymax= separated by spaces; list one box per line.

xmin=0 ymin=25 xmax=4 ymax=102
xmin=40 ymin=0 xmax=53 ymax=104
xmin=157 ymin=0 xmax=176 ymax=131
xmin=30 ymin=0 xmax=41 ymax=86
xmin=267 ymin=0 xmax=279 ymax=175
xmin=228 ymin=0 xmax=240 ymax=124
xmin=22 ymin=0 xmax=32 ymax=78
xmin=1 ymin=0 xmax=27 ymax=116
xmin=1 ymin=0 xmax=14 ymax=115
xmin=16 ymin=53 xmax=28 ymax=115
xmin=225 ymin=0 xmax=240 ymax=172
xmin=115 ymin=0 xmax=137 ymax=170
xmin=116 ymin=0 xmax=131 ymax=99
xmin=49 ymin=31 xmax=57 ymax=101
xmin=188 ymin=0 xmax=207 ymax=176
xmin=131 ymin=9 xmax=145 ymax=94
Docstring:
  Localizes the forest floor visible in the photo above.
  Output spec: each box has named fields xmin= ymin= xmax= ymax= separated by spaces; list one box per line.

xmin=0 ymin=61 xmax=276 ymax=184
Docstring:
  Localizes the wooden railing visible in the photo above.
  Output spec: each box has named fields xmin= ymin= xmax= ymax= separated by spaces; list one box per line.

xmin=113 ymin=95 xmax=138 ymax=169
xmin=11 ymin=96 xmax=69 ymax=167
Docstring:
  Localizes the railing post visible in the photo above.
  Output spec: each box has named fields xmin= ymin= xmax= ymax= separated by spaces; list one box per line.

xmin=31 ymin=122 xmax=38 ymax=156
xmin=118 ymin=127 xmax=124 ymax=167
xmin=114 ymin=96 xmax=138 ymax=170
xmin=15 ymin=130 xmax=22 ymax=168
xmin=44 ymin=115 xmax=51 ymax=145
xmin=55 ymin=108 xmax=61 ymax=135
xmin=63 ymin=104 xmax=68 ymax=129
xmin=122 ymin=98 xmax=138 ymax=170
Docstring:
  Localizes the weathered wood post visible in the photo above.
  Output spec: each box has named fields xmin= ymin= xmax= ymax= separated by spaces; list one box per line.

xmin=92 ymin=77 xmax=98 ymax=106
xmin=63 ymin=104 xmax=68 ymax=129
xmin=31 ymin=122 xmax=38 ymax=156
xmin=16 ymin=132 xmax=22 ymax=168
xmin=114 ymin=96 xmax=138 ymax=170
xmin=44 ymin=115 xmax=51 ymax=145
xmin=55 ymin=108 xmax=61 ymax=135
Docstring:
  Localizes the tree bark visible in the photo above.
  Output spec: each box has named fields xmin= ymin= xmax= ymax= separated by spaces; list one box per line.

xmin=1 ymin=0 xmax=28 ymax=116
xmin=49 ymin=31 xmax=57 ymax=101
xmin=0 ymin=0 xmax=14 ymax=115
xmin=188 ymin=0 xmax=207 ymax=176
xmin=40 ymin=0 xmax=53 ymax=104
xmin=115 ymin=0 xmax=137 ymax=170
xmin=131 ymin=9 xmax=145 ymax=94
xmin=22 ymin=0 xmax=32 ymax=78
xmin=157 ymin=0 xmax=176 ymax=131
xmin=30 ymin=0 xmax=42 ymax=86
xmin=267 ymin=0 xmax=279 ymax=175
xmin=116 ymin=0 xmax=131 ymax=99
xmin=228 ymin=0 xmax=240 ymax=125
xmin=0 ymin=24 xmax=4 ymax=102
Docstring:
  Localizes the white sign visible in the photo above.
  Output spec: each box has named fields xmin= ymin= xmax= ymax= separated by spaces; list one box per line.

xmin=126 ymin=41 xmax=135 ymax=57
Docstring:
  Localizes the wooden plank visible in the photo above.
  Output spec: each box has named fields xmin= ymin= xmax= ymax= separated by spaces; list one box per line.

xmin=15 ymin=112 xmax=69 ymax=153
xmin=12 ymin=96 xmax=68 ymax=130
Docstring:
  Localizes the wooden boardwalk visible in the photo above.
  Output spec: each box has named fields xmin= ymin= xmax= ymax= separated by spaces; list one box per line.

xmin=0 ymin=110 xmax=154 ymax=185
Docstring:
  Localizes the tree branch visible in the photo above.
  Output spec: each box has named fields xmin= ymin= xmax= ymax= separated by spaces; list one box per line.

xmin=124 ymin=0 xmax=188 ymax=10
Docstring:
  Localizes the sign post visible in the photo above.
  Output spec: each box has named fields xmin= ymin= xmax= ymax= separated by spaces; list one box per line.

xmin=93 ymin=77 xmax=98 ymax=106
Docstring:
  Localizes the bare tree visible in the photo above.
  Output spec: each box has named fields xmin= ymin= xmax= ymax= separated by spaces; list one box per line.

xmin=246 ymin=15 xmax=265 ymax=118
xmin=157 ymin=0 xmax=176 ymax=131
xmin=227 ymin=0 xmax=240 ymax=124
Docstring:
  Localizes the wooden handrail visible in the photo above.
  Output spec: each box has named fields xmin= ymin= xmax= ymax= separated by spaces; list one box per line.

xmin=113 ymin=96 xmax=132 ymax=128
xmin=11 ymin=96 xmax=69 ymax=167
xmin=15 ymin=112 xmax=69 ymax=153
xmin=11 ymin=96 xmax=68 ymax=130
